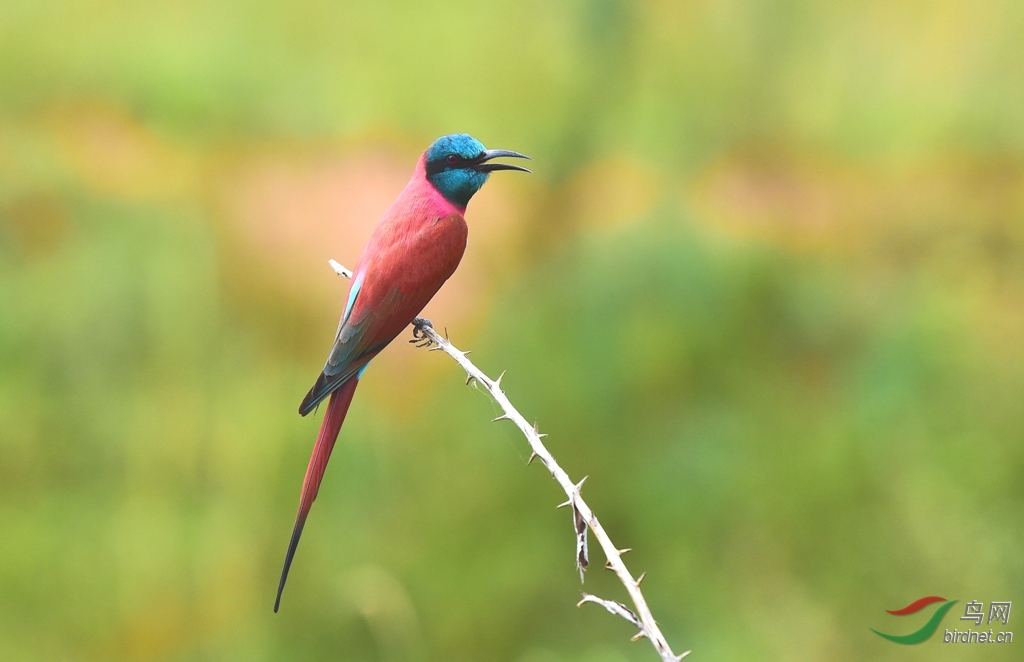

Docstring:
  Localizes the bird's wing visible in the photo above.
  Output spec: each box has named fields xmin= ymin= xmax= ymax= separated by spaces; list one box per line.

xmin=296 ymin=285 xmax=409 ymax=415
xmin=297 ymin=212 xmax=468 ymax=416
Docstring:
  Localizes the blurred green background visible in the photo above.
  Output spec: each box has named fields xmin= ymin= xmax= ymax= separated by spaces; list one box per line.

xmin=2 ymin=1 xmax=1022 ymax=660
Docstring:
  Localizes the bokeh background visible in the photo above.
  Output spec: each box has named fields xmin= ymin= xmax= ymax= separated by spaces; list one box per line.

xmin=2 ymin=1 xmax=1023 ymax=660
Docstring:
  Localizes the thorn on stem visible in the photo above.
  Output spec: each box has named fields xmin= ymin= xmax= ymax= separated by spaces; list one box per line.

xmin=636 ymin=571 xmax=646 ymax=586
xmin=631 ymin=631 xmax=647 ymax=642
xmin=492 ymin=414 xmax=510 ymax=423
xmin=527 ymin=451 xmax=538 ymax=465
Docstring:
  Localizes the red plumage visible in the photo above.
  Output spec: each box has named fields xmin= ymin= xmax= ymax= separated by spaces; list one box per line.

xmin=275 ymin=155 xmax=468 ymax=611
xmin=275 ymin=135 xmax=529 ymax=611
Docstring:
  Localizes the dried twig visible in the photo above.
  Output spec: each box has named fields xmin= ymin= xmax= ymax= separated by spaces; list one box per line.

xmin=329 ymin=260 xmax=689 ymax=661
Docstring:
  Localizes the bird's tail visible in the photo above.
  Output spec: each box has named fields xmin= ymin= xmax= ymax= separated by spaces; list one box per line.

xmin=274 ymin=376 xmax=360 ymax=612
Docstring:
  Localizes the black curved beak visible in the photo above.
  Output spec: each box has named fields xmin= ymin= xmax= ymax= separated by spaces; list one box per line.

xmin=473 ymin=149 xmax=532 ymax=173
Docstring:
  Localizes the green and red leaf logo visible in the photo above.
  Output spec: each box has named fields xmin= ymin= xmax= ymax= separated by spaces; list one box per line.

xmin=871 ymin=596 xmax=958 ymax=644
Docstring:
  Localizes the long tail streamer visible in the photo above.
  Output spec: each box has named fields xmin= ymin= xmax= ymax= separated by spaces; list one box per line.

xmin=274 ymin=377 xmax=359 ymax=612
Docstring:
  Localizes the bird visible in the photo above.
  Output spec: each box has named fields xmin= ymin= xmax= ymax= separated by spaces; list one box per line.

xmin=274 ymin=134 xmax=531 ymax=612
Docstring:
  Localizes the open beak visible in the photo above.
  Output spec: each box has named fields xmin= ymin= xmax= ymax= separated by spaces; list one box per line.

xmin=473 ymin=149 xmax=532 ymax=173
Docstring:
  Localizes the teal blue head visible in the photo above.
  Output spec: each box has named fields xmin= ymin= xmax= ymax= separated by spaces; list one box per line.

xmin=424 ymin=134 xmax=531 ymax=207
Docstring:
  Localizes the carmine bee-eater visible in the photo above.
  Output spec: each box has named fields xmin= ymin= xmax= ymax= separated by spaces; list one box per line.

xmin=274 ymin=134 xmax=530 ymax=611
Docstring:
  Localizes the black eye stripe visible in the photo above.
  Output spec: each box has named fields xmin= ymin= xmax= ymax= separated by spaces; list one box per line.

xmin=426 ymin=152 xmax=483 ymax=176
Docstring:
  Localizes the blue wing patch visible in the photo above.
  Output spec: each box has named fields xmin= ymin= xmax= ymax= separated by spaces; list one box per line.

xmin=343 ymin=272 xmax=363 ymax=322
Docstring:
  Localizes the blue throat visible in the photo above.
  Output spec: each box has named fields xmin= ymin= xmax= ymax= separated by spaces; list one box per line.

xmin=424 ymin=133 xmax=490 ymax=207
xmin=428 ymin=169 xmax=489 ymax=207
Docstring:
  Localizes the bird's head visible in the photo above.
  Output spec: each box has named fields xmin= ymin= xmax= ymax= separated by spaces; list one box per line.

xmin=424 ymin=134 xmax=531 ymax=207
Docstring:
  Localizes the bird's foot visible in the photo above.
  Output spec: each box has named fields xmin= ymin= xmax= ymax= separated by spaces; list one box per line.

xmin=410 ymin=317 xmax=435 ymax=348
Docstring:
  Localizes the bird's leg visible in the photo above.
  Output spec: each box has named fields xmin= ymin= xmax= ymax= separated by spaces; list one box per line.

xmin=410 ymin=317 xmax=435 ymax=348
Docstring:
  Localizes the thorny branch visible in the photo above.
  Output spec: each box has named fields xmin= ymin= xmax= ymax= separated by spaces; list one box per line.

xmin=329 ymin=259 xmax=689 ymax=661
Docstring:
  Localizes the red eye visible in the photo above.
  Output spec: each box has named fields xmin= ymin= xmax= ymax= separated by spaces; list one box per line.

xmin=447 ymin=154 xmax=460 ymax=164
